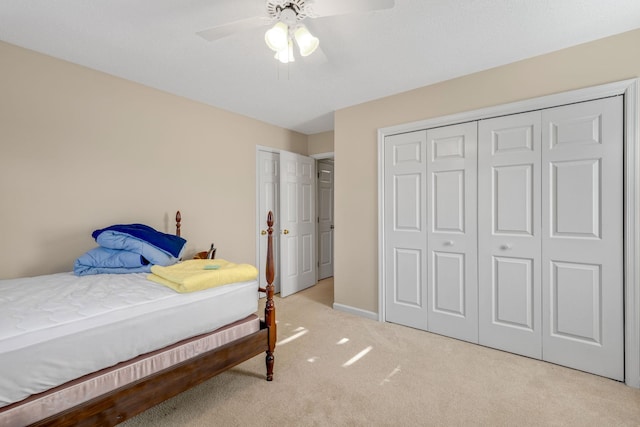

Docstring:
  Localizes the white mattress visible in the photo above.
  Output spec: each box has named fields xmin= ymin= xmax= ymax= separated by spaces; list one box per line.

xmin=0 ymin=272 xmax=258 ymax=408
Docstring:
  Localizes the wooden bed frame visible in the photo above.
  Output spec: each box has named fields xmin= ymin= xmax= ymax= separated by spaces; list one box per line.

xmin=28 ymin=211 xmax=277 ymax=426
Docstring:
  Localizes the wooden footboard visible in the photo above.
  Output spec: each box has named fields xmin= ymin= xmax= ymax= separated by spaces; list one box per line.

xmin=28 ymin=211 xmax=276 ymax=426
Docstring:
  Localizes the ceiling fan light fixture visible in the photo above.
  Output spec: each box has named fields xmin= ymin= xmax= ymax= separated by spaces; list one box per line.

xmin=265 ymin=21 xmax=289 ymax=51
xmin=275 ymin=38 xmax=295 ymax=63
xmin=294 ymin=24 xmax=319 ymax=57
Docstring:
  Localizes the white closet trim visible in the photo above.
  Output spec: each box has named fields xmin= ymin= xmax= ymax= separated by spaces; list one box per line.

xmin=377 ymin=78 xmax=640 ymax=388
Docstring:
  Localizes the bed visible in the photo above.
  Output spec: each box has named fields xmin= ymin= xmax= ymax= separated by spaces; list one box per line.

xmin=0 ymin=211 xmax=277 ymax=426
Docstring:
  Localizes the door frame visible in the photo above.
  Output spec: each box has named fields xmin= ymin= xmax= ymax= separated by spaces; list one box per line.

xmin=256 ymin=147 xmax=332 ymax=293
xmin=377 ymin=78 xmax=640 ymax=388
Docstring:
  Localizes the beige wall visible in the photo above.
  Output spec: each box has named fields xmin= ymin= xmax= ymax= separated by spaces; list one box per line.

xmin=0 ymin=41 xmax=307 ymax=279
xmin=334 ymin=28 xmax=640 ymax=314
xmin=4 ymin=26 xmax=640 ymax=301
xmin=308 ymin=130 xmax=334 ymax=156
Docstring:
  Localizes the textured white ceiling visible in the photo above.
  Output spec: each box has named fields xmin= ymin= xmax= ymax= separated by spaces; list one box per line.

xmin=2 ymin=0 xmax=640 ymax=134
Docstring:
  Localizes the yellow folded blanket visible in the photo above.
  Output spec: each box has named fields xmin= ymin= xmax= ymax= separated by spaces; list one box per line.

xmin=148 ymin=259 xmax=258 ymax=293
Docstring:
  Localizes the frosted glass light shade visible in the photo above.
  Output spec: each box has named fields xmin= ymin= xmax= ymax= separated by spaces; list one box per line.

xmin=275 ymin=39 xmax=295 ymax=63
xmin=294 ymin=25 xmax=319 ymax=57
xmin=265 ymin=22 xmax=289 ymax=51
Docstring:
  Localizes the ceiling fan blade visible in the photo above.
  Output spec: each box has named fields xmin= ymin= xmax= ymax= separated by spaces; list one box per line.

xmin=311 ymin=0 xmax=395 ymax=18
xmin=196 ymin=16 xmax=268 ymax=42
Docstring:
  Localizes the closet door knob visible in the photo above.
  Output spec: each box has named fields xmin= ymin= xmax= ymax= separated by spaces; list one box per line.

xmin=500 ymin=244 xmax=512 ymax=250
xmin=443 ymin=240 xmax=454 ymax=246
xmin=283 ymin=229 xmax=290 ymax=235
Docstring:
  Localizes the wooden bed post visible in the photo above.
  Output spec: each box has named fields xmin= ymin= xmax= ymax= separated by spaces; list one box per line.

xmin=265 ymin=211 xmax=276 ymax=381
xmin=175 ymin=211 xmax=182 ymax=237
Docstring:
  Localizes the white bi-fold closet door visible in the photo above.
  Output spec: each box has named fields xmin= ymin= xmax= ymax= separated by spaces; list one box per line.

xmin=479 ymin=97 xmax=623 ymax=380
xmin=383 ymin=122 xmax=478 ymax=341
xmin=384 ymin=96 xmax=624 ymax=380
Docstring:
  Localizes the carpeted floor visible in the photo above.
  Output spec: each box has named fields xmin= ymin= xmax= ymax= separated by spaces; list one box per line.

xmin=123 ymin=278 xmax=640 ymax=426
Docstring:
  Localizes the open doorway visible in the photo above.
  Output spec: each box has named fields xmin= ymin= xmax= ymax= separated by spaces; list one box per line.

xmin=316 ymin=158 xmax=334 ymax=280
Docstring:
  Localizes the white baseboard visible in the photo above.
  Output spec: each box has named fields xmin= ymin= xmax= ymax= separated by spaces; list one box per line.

xmin=333 ymin=303 xmax=378 ymax=321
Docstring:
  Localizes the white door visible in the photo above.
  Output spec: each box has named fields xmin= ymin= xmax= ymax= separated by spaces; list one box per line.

xmin=257 ymin=150 xmax=280 ymax=293
xmin=280 ymin=150 xmax=317 ymax=297
xmin=478 ymin=111 xmax=542 ymax=358
xmin=426 ymin=122 xmax=478 ymax=343
xmin=381 ymin=97 xmax=624 ymax=381
xmin=383 ymin=131 xmax=429 ymax=330
xmin=541 ymin=97 xmax=624 ymax=380
xmin=317 ymin=160 xmax=334 ymax=280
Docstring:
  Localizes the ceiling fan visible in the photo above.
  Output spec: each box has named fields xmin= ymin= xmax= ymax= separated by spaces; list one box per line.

xmin=196 ymin=0 xmax=395 ymax=63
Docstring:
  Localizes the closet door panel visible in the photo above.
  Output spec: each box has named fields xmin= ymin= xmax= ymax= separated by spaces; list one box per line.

xmin=551 ymin=160 xmax=600 ymax=237
xmin=432 ymin=252 xmax=465 ymax=315
xmin=478 ymin=111 xmax=542 ymax=358
xmin=493 ymin=164 xmax=533 ymax=235
xmin=493 ymin=256 xmax=534 ymax=330
xmin=433 ymin=170 xmax=465 ymax=232
xmin=426 ymin=122 xmax=478 ymax=343
xmin=384 ymin=131 xmax=429 ymax=330
xmin=541 ymin=97 xmax=624 ymax=380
